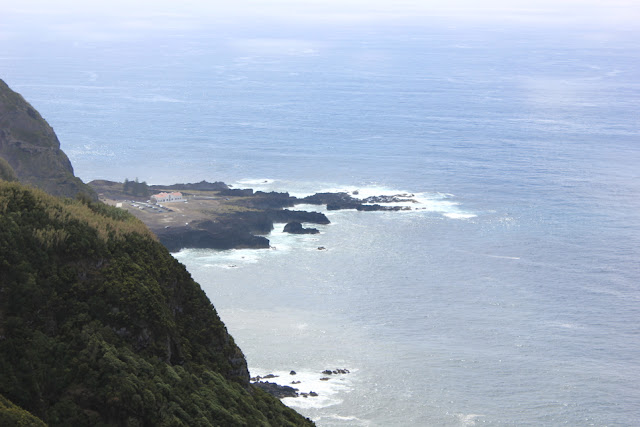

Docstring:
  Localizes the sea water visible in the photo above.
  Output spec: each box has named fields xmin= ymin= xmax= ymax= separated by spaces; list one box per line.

xmin=2 ymin=19 xmax=639 ymax=426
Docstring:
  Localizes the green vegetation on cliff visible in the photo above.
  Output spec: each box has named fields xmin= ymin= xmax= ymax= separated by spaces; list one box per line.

xmin=123 ymin=178 xmax=150 ymax=197
xmin=0 ymin=157 xmax=17 ymax=181
xmin=0 ymin=181 xmax=312 ymax=426
xmin=0 ymin=79 xmax=94 ymax=199
xmin=0 ymin=394 xmax=46 ymax=426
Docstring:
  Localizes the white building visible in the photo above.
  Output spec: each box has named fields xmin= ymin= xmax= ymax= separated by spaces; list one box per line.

xmin=151 ymin=192 xmax=184 ymax=203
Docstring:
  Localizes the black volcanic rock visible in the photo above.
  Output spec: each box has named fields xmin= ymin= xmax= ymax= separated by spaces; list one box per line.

xmin=267 ymin=209 xmax=330 ymax=225
xmin=302 ymin=192 xmax=361 ymax=210
xmin=231 ymin=190 xmax=298 ymax=209
xmin=301 ymin=192 xmax=414 ymax=211
xmin=149 ymin=208 xmax=329 ymax=252
xmin=362 ymin=194 xmax=417 ymax=204
xmin=252 ymin=191 xmax=297 ymax=209
xmin=219 ymin=188 xmax=254 ymax=197
xmin=283 ymin=221 xmax=319 ymax=234
xmin=253 ymin=382 xmax=299 ymax=399
xmin=356 ymin=204 xmax=410 ymax=211
xmin=156 ymin=220 xmax=270 ymax=251
xmin=150 ymin=180 xmax=229 ymax=191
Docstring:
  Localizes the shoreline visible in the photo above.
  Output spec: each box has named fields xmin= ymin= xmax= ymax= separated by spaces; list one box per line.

xmin=89 ymin=179 xmax=416 ymax=252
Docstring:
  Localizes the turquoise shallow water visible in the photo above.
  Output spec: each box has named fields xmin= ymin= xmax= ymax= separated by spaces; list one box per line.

xmin=2 ymin=19 xmax=639 ymax=426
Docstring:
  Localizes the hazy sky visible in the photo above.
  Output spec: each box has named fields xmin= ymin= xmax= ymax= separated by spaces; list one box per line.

xmin=2 ymin=0 xmax=639 ymax=42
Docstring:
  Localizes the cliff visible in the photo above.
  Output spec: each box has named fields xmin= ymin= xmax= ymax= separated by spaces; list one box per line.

xmin=0 ymin=79 xmax=312 ymax=425
xmin=0 ymin=181 xmax=312 ymax=426
xmin=0 ymin=79 xmax=94 ymax=199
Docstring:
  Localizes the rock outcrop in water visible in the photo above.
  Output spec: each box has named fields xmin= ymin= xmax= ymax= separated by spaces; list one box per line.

xmin=302 ymin=191 xmax=413 ymax=211
xmin=283 ymin=221 xmax=320 ymax=234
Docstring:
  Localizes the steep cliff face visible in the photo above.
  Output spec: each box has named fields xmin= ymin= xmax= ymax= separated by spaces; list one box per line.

xmin=0 ymin=79 xmax=94 ymax=199
xmin=0 ymin=80 xmax=313 ymax=426
xmin=0 ymin=182 xmax=312 ymax=426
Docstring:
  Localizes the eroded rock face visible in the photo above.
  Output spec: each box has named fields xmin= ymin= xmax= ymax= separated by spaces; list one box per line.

xmin=0 ymin=79 xmax=94 ymax=199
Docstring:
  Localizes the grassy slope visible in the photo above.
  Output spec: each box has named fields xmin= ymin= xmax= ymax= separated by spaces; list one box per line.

xmin=0 ymin=181 xmax=313 ymax=426
xmin=0 ymin=394 xmax=47 ymax=426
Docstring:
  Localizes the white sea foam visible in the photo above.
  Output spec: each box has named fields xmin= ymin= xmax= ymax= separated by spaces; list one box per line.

xmin=225 ymin=180 xmax=475 ymax=219
xmin=315 ymin=414 xmax=371 ymax=426
xmin=250 ymin=367 xmax=355 ymax=410
xmin=484 ymin=254 xmax=520 ymax=260
xmin=546 ymin=321 xmax=583 ymax=330
xmin=236 ymin=178 xmax=276 ymax=185
xmin=295 ymin=183 xmax=477 ymax=219
xmin=444 ymin=212 xmax=477 ymax=219
xmin=456 ymin=413 xmax=485 ymax=426
xmin=172 ymin=229 xmax=325 ymax=267
xmin=172 ymin=247 xmax=270 ymax=268
xmin=314 ymin=184 xmax=406 ymax=199
xmin=173 ymin=181 xmax=477 ymax=271
xmin=269 ymin=227 xmax=324 ymax=249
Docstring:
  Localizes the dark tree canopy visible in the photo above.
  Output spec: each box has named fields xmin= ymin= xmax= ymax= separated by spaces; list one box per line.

xmin=0 ymin=181 xmax=313 ymax=426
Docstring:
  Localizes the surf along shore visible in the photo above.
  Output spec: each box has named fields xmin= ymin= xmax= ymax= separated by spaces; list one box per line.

xmin=90 ymin=179 xmax=416 ymax=252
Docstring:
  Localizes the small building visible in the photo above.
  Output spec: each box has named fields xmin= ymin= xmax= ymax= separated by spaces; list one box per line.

xmin=151 ymin=192 xmax=184 ymax=204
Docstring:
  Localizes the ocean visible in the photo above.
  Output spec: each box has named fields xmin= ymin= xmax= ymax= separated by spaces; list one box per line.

xmin=2 ymin=16 xmax=639 ymax=426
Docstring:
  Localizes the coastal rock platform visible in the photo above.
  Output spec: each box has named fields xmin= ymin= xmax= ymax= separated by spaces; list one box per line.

xmin=89 ymin=180 xmax=415 ymax=252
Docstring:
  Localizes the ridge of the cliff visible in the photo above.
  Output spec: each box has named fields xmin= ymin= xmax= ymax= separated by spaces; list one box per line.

xmin=0 ymin=79 xmax=313 ymax=425
xmin=0 ymin=78 xmax=94 ymax=199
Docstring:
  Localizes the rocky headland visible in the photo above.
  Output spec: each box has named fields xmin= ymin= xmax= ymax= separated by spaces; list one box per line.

xmin=89 ymin=180 xmax=418 ymax=253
